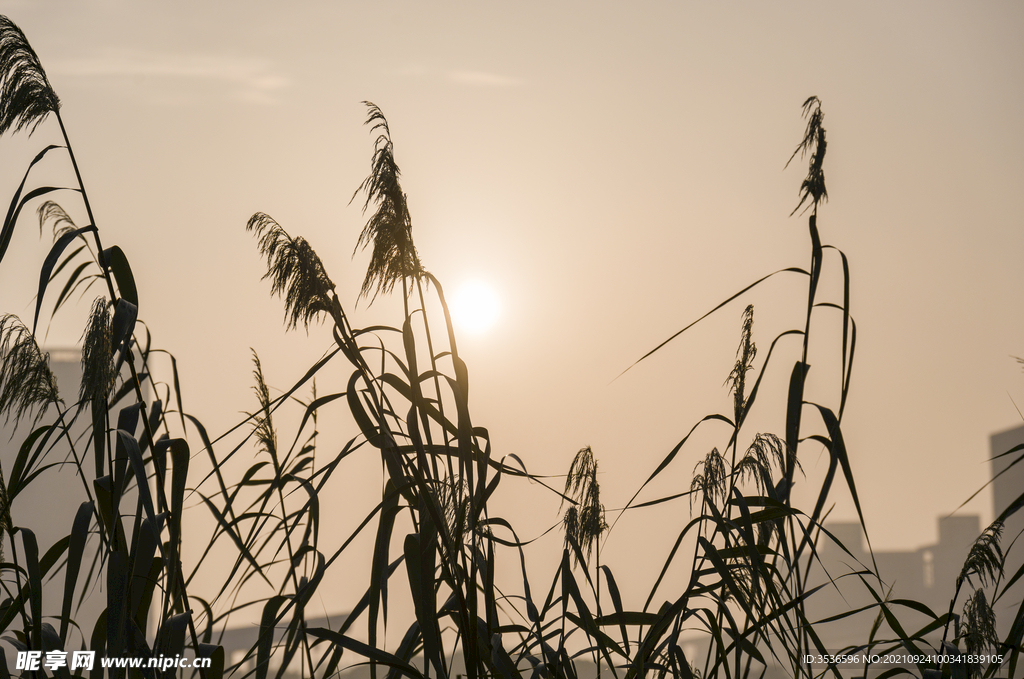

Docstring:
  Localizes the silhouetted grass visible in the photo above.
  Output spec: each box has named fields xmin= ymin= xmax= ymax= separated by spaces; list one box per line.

xmin=0 ymin=16 xmax=1020 ymax=679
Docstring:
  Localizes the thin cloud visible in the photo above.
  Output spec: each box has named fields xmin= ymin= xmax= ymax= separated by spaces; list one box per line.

xmin=396 ymin=63 xmax=524 ymax=88
xmin=446 ymin=69 xmax=524 ymax=88
xmin=48 ymin=49 xmax=288 ymax=105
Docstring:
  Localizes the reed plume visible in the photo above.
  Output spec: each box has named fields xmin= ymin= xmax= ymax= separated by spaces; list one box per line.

xmin=79 ymin=297 xmax=115 ymax=406
xmin=961 ymin=589 xmax=998 ymax=658
xmin=247 ymin=212 xmax=336 ymax=330
xmin=351 ymin=102 xmax=423 ymax=303
xmin=734 ymin=433 xmax=793 ymax=495
xmin=562 ymin=445 xmax=607 ymax=564
xmin=725 ymin=304 xmax=756 ymax=423
xmin=958 ymin=520 xmax=1004 ymax=589
xmin=0 ymin=314 xmax=58 ymax=426
xmin=787 ymin=96 xmax=827 ymax=216
xmin=249 ymin=351 xmax=278 ymax=461
xmin=0 ymin=15 xmax=59 ymax=135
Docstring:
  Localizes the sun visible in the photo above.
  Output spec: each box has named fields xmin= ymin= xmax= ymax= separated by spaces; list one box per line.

xmin=449 ymin=280 xmax=501 ymax=335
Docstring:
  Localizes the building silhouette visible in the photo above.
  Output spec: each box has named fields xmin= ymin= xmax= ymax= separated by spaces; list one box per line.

xmin=1 ymin=348 xmax=151 ymax=659
xmin=809 ymin=515 xmax=980 ymax=650
xmin=807 ymin=422 xmax=1024 ymax=664
xmin=0 ymin=349 xmax=110 ymax=650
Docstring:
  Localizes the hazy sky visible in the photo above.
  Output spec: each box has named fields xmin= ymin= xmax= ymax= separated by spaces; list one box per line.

xmin=1 ymin=1 xmax=1023 ymax=622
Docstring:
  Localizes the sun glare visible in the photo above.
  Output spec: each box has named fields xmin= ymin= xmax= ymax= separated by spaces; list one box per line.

xmin=450 ymin=280 xmax=500 ymax=335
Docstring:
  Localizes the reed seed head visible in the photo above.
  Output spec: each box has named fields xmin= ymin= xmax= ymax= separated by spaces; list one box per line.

xmin=352 ymin=102 xmax=423 ymax=304
xmin=725 ymin=304 xmax=756 ymax=421
xmin=958 ymin=520 xmax=1004 ymax=590
xmin=249 ymin=351 xmax=278 ymax=462
xmin=960 ymin=589 xmax=998 ymax=657
xmin=0 ymin=16 xmax=59 ymax=136
xmin=79 ymin=297 xmax=115 ymax=408
xmin=734 ymin=433 xmax=793 ymax=495
xmin=437 ymin=475 xmax=471 ymax=545
xmin=787 ymin=96 xmax=828 ymax=216
xmin=37 ymin=200 xmax=78 ymax=239
xmin=691 ymin=447 xmax=727 ymax=510
xmin=0 ymin=314 xmax=59 ymax=427
xmin=247 ymin=212 xmax=336 ymax=331
xmin=561 ymin=445 xmax=607 ymax=564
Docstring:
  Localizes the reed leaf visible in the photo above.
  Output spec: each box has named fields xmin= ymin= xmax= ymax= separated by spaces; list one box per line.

xmin=0 ymin=459 xmax=7 ymax=562
xmin=0 ymin=144 xmax=65 ymax=267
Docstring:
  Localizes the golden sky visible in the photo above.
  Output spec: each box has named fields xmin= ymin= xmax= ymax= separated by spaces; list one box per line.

xmin=1 ymin=1 xmax=1023 ymax=620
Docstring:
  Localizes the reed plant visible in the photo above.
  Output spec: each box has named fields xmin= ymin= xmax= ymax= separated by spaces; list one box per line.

xmin=0 ymin=16 xmax=1020 ymax=679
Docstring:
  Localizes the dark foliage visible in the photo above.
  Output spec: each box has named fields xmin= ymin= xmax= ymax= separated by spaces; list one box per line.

xmin=0 ymin=16 xmax=1021 ymax=679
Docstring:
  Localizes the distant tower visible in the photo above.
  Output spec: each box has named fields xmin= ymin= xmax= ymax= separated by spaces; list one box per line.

xmin=0 ymin=349 xmax=107 ymax=649
xmin=990 ymin=424 xmax=1024 ymax=640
